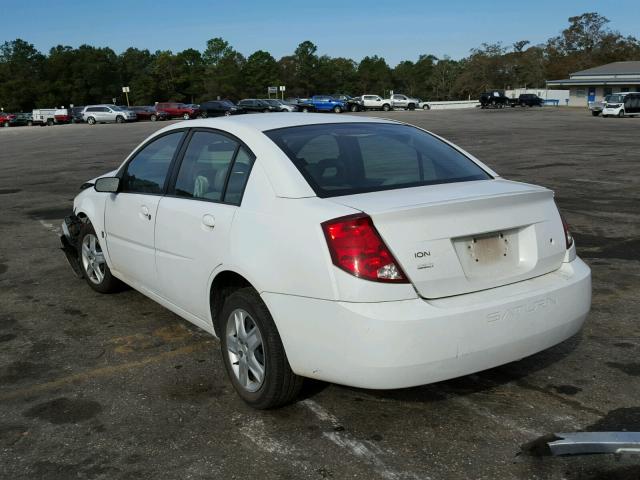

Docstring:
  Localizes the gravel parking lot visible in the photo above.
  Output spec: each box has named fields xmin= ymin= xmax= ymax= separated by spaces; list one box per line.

xmin=1 ymin=108 xmax=639 ymax=479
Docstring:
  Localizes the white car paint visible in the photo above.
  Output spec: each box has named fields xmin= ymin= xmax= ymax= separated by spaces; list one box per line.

xmin=70 ymin=113 xmax=591 ymax=389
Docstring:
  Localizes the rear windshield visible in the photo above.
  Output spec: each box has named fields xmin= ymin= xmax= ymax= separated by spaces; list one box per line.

xmin=265 ymin=123 xmax=491 ymax=197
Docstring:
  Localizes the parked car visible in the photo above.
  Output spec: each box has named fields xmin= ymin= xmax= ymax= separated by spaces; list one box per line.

xmin=480 ymin=90 xmax=510 ymax=108
xmin=331 ymin=94 xmax=364 ymax=112
xmin=60 ymin=113 xmax=590 ymax=409
xmin=200 ymin=100 xmax=244 ymax=117
xmin=1 ymin=112 xmax=14 ymax=127
xmin=361 ymin=94 xmax=391 ymax=111
xmin=8 ymin=112 xmax=33 ymax=126
xmin=389 ymin=94 xmax=420 ymax=110
xmin=290 ymin=98 xmax=316 ymax=112
xmin=602 ymin=92 xmax=640 ymax=118
xmin=156 ymin=102 xmax=200 ymax=119
xmin=510 ymin=94 xmax=544 ymax=107
xmin=260 ymin=99 xmax=298 ymax=112
xmin=238 ymin=99 xmax=279 ymax=113
xmin=130 ymin=106 xmax=169 ymax=121
xmin=417 ymin=99 xmax=432 ymax=110
xmin=305 ymin=95 xmax=346 ymax=113
xmin=82 ymin=105 xmax=137 ymax=124
xmin=71 ymin=106 xmax=85 ymax=123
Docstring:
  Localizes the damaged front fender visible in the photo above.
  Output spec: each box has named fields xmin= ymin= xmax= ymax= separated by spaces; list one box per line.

xmin=60 ymin=214 xmax=84 ymax=278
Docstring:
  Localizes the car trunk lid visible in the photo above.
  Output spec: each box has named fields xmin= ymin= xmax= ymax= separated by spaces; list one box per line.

xmin=326 ymin=179 xmax=567 ymax=298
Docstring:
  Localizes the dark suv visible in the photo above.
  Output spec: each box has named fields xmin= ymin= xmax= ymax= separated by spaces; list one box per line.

xmin=515 ymin=94 xmax=544 ymax=107
xmin=237 ymin=99 xmax=278 ymax=113
xmin=200 ymin=100 xmax=243 ymax=117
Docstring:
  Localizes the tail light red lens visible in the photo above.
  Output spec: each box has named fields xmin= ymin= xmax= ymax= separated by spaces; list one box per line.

xmin=321 ymin=213 xmax=408 ymax=283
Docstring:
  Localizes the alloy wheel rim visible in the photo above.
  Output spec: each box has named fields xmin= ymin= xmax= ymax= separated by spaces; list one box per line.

xmin=81 ymin=233 xmax=106 ymax=284
xmin=226 ymin=308 xmax=265 ymax=392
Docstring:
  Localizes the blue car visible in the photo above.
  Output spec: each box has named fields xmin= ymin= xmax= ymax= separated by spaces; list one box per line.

xmin=308 ymin=95 xmax=347 ymax=113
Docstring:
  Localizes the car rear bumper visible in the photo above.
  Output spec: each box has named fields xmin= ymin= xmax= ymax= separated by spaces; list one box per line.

xmin=262 ymin=257 xmax=591 ymax=389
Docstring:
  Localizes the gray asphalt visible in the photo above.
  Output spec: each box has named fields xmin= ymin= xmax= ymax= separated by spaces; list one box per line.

xmin=1 ymin=108 xmax=639 ymax=480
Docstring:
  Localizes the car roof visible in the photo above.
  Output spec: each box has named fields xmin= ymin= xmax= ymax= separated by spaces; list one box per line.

xmin=162 ymin=112 xmax=399 ymax=133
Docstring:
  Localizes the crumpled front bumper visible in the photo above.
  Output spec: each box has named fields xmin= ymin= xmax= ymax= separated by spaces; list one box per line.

xmin=60 ymin=215 xmax=84 ymax=278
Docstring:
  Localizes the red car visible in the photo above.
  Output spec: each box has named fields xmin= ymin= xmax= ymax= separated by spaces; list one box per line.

xmin=155 ymin=102 xmax=200 ymax=119
xmin=1 ymin=112 xmax=15 ymax=127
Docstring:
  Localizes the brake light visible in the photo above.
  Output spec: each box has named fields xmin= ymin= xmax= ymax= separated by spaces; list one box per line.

xmin=321 ymin=214 xmax=408 ymax=283
xmin=562 ymin=216 xmax=574 ymax=250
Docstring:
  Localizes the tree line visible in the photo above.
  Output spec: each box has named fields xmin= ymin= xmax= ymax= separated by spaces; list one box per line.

xmin=0 ymin=12 xmax=638 ymax=111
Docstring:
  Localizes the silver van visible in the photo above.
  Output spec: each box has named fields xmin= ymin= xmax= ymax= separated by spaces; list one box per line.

xmin=82 ymin=105 xmax=137 ymax=124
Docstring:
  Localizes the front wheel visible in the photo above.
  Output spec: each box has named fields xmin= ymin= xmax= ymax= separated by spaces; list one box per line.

xmin=150 ymin=114 xmax=157 ymax=121
xmin=115 ymin=115 xmax=125 ymax=123
xmin=423 ymin=104 xmax=430 ymax=110
xmin=333 ymin=106 xmax=342 ymax=113
xmin=591 ymin=111 xmax=600 ymax=117
xmin=618 ymin=110 xmax=625 ymax=118
xmin=183 ymin=113 xmax=190 ymax=120
xmin=219 ymin=288 xmax=302 ymax=409
xmin=79 ymin=223 xmax=121 ymax=293
xmin=27 ymin=120 xmax=33 ymax=126
xmin=382 ymin=104 xmax=391 ymax=111
xmin=350 ymin=104 xmax=359 ymax=112
xmin=3 ymin=122 xmax=9 ymax=128
xmin=301 ymin=107 xmax=309 ymax=113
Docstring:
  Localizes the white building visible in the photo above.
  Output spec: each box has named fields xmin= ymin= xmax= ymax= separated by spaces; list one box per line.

xmin=547 ymin=61 xmax=640 ymax=107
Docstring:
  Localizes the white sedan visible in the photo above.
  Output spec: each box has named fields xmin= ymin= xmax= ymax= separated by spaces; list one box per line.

xmin=61 ymin=114 xmax=591 ymax=408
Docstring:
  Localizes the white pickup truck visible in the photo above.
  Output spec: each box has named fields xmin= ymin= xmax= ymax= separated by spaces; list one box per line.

xmin=360 ymin=94 xmax=420 ymax=111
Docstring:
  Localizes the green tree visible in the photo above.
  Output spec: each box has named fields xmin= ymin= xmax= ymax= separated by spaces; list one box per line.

xmin=243 ymin=50 xmax=279 ymax=97
xmin=357 ymin=55 xmax=392 ymax=95
xmin=0 ymin=39 xmax=44 ymax=111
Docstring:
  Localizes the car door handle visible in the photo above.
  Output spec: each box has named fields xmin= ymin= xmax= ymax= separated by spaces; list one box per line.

xmin=202 ymin=214 xmax=215 ymax=229
xmin=140 ymin=205 xmax=151 ymax=221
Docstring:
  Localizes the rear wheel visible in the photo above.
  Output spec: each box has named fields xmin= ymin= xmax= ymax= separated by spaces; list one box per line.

xmin=350 ymin=104 xmax=359 ymax=112
xmin=79 ymin=223 xmax=121 ymax=293
xmin=591 ymin=111 xmax=600 ymax=116
xmin=46 ymin=119 xmax=54 ymax=126
xmin=87 ymin=116 xmax=96 ymax=125
xmin=150 ymin=114 xmax=157 ymax=121
xmin=27 ymin=120 xmax=33 ymax=126
xmin=333 ymin=105 xmax=342 ymax=113
xmin=263 ymin=109 xmax=270 ymax=113
xmin=3 ymin=121 xmax=8 ymax=128
xmin=408 ymin=103 xmax=415 ymax=111
xmin=224 ymin=111 xmax=231 ymax=116
xmin=183 ymin=113 xmax=190 ymax=120
xmin=219 ymin=288 xmax=302 ymax=409
xmin=301 ymin=107 xmax=309 ymax=113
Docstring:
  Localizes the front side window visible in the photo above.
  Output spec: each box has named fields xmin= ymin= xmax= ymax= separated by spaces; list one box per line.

xmin=121 ymin=131 xmax=184 ymax=194
xmin=173 ymin=131 xmax=239 ymax=202
xmin=265 ymin=123 xmax=491 ymax=198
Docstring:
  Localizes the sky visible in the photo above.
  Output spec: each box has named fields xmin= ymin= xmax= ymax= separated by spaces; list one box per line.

xmin=1 ymin=0 xmax=638 ymax=65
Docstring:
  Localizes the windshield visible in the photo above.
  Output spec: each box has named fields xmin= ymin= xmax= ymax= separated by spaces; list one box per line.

xmin=265 ymin=123 xmax=492 ymax=198
xmin=110 ymin=105 xmax=124 ymax=111
xmin=607 ymin=94 xmax=625 ymax=103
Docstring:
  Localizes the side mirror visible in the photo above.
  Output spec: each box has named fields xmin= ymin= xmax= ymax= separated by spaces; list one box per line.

xmin=94 ymin=177 xmax=120 ymax=193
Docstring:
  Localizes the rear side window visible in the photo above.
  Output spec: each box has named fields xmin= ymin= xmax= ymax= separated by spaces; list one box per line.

xmin=265 ymin=123 xmax=491 ymax=198
xmin=172 ymin=131 xmax=253 ymax=204
xmin=121 ymin=132 xmax=184 ymax=194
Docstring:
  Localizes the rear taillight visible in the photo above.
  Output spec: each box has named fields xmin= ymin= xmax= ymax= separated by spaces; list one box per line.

xmin=562 ymin=216 xmax=574 ymax=250
xmin=321 ymin=214 xmax=408 ymax=283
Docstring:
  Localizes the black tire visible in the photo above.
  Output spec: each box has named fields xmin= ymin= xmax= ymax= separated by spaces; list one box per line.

xmin=46 ymin=119 xmax=54 ymax=126
xmin=115 ymin=115 xmax=125 ymax=124
xmin=150 ymin=114 xmax=157 ymax=121
xmin=301 ymin=107 xmax=309 ymax=113
xmin=423 ymin=104 xmax=430 ymax=110
xmin=408 ymin=103 xmax=415 ymax=111
xmin=27 ymin=120 xmax=33 ymax=126
xmin=224 ymin=111 xmax=231 ymax=116
xmin=87 ymin=116 xmax=96 ymax=125
xmin=333 ymin=105 xmax=342 ymax=113
xmin=78 ymin=222 xmax=121 ymax=294
xmin=350 ymin=104 xmax=359 ymax=112
xmin=591 ymin=111 xmax=600 ymax=116
xmin=618 ymin=110 xmax=625 ymax=118
xmin=263 ymin=109 xmax=270 ymax=113
xmin=3 ymin=121 xmax=9 ymax=128
xmin=382 ymin=103 xmax=391 ymax=111
xmin=218 ymin=287 xmax=302 ymax=409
